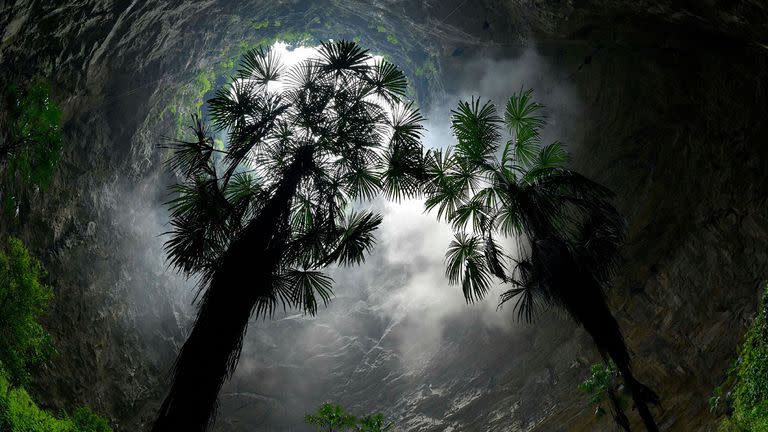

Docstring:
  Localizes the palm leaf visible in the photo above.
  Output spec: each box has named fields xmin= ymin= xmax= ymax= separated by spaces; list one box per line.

xmin=450 ymin=198 xmax=487 ymax=232
xmin=445 ymin=233 xmax=492 ymax=303
xmin=238 ymin=47 xmax=284 ymax=84
xmin=324 ymin=211 xmax=383 ymax=266
xmin=282 ymin=269 xmax=334 ymax=316
xmin=514 ymin=124 xmax=540 ymax=168
xmin=380 ymin=141 xmax=423 ymax=201
xmin=536 ymin=141 xmax=569 ymax=169
xmin=207 ymin=79 xmax=260 ymax=132
xmin=451 ymin=98 xmax=501 ymax=164
xmin=317 ymin=40 xmax=371 ymax=76
xmin=164 ymin=114 xmax=215 ymax=177
xmin=504 ymin=88 xmax=545 ymax=134
xmin=344 ymin=167 xmax=381 ymax=201
xmin=368 ymin=60 xmax=407 ymax=104
xmin=388 ymin=102 xmax=424 ymax=149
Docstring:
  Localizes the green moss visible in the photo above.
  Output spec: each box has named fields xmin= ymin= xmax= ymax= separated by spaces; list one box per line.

xmin=716 ymin=283 xmax=768 ymax=431
xmin=69 ymin=407 xmax=112 ymax=432
xmin=414 ymin=58 xmax=438 ymax=78
xmin=252 ymin=19 xmax=269 ymax=30
xmin=385 ymin=34 xmax=399 ymax=45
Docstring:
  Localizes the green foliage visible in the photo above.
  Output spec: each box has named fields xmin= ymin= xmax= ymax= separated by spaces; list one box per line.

xmin=165 ymin=41 xmax=424 ymax=299
xmin=716 ymin=284 xmax=768 ymax=431
xmin=69 ymin=407 xmax=112 ymax=432
xmin=0 ymin=238 xmax=54 ymax=386
xmin=1 ymin=81 xmax=63 ymax=219
xmin=251 ymin=19 xmax=269 ymax=30
xmin=425 ymin=89 xmax=597 ymax=312
xmin=414 ymin=58 xmax=438 ymax=78
xmin=0 ymin=239 xmax=111 ymax=431
xmin=579 ymin=362 xmax=627 ymax=418
xmin=0 ymin=370 xmax=112 ymax=432
xmin=305 ymin=403 xmax=393 ymax=432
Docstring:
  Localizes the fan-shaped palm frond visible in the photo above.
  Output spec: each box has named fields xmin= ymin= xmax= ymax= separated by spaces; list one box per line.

xmin=483 ymin=235 xmax=508 ymax=281
xmin=207 ymin=79 xmax=261 ymax=132
xmin=445 ymin=233 xmax=492 ymax=303
xmin=450 ymin=197 xmax=487 ymax=232
xmin=238 ymin=47 xmax=284 ymax=84
xmin=513 ymin=124 xmax=540 ymax=169
xmin=368 ymin=60 xmax=408 ymax=104
xmin=324 ymin=211 xmax=383 ymax=267
xmin=317 ymin=40 xmax=371 ymax=76
xmin=450 ymin=98 xmax=502 ymax=165
xmin=280 ymin=269 xmax=333 ymax=316
xmin=345 ymin=167 xmax=381 ymax=201
xmin=164 ymin=115 xmax=216 ymax=177
xmin=504 ymin=88 xmax=545 ymax=133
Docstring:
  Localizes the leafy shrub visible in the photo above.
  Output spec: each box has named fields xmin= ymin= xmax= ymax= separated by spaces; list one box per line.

xmin=305 ymin=403 xmax=393 ymax=432
xmin=1 ymin=81 xmax=63 ymax=219
xmin=0 ymin=237 xmax=54 ymax=385
xmin=579 ymin=361 xmax=630 ymax=430
xmin=0 ymin=370 xmax=112 ymax=432
xmin=717 ymin=284 xmax=768 ymax=431
xmin=0 ymin=239 xmax=111 ymax=431
xmin=69 ymin=407 xmax=112 ymax=432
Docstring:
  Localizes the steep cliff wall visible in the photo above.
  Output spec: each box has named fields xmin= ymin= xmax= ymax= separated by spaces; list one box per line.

xmin=0 ymin=1 xmax=766 ymax=431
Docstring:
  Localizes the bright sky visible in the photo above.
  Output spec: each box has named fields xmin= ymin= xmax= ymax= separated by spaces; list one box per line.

xmin=264 ymin=41 xmax=384 ymax=93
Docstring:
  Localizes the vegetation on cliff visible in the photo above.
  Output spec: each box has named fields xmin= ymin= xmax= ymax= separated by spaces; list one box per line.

xmin=0 ymin=238 xmax=111 ymax=432
xmin=305 ymin=403 xmax=392 ymax=431
xmin=714 ymin=284 xmax=768 ymax=431
xmin=0 ymin=81 xmax=63 ymax=220
xmin=580 ymin=361 xmax=631 ymax=430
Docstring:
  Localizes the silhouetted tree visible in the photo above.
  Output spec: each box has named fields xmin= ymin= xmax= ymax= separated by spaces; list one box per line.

xmin=153 ymin=41 xmax=424 ymax=431
xmin=425 ymin=90 xmax=659 ymax=431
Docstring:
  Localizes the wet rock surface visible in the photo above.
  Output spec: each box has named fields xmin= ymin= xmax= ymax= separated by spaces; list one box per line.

xmin=1 ymin=1 xmax=767 ymax=430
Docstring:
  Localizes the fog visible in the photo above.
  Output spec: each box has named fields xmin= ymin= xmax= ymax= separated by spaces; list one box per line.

xmin=89 ymin=40 xmax=584 ymax=430
xmin=183 ymin=42 xmax=584 ymax=430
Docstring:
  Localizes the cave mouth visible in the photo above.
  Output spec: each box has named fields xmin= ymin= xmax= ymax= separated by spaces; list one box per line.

xmin=1 ymin=2 xmax=767 ymax=432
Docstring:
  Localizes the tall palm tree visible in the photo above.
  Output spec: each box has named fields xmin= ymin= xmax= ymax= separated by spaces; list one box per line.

xmin=154 ymin=41 xmax=425 ymax=431
xmin=424 ymin=90 xmax=660 ymax=431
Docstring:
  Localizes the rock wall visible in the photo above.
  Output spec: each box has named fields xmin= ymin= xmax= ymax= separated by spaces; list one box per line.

xmin=0 ymin=1 xmax=766 ymax=430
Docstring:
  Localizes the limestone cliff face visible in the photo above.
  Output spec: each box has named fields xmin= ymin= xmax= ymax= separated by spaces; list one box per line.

xmin=0 ymin=1 xmax=766 ymax=431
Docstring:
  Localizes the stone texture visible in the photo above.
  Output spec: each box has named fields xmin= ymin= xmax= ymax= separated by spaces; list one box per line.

xmin=0 ymin=1 xmax=767 ymax=431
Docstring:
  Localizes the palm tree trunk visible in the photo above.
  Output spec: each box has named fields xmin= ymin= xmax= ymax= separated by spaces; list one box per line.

xmin=607 ymin=386 xmax=631 ymax=432
xmin=581 ymin=295 xmax=659 ymax=432
xmin=613 ymin=361 xmax=659 ymax=432
xmin=152 ymin=148 xmax=314 ymax=431
xmin=542 ymin=238 xmax=659 ymax=432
